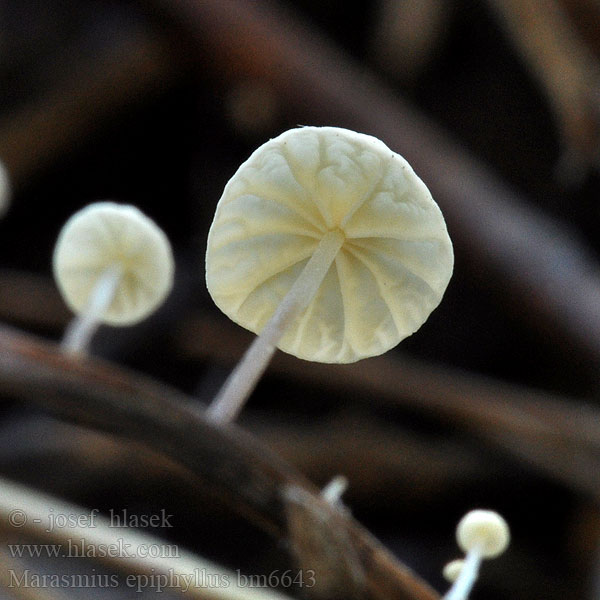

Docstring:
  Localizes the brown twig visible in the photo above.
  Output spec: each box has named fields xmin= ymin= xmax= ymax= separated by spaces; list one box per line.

xmin=0 ymin=478 xmax=292 ymax=600
xmin=246 ymin=414 xmax=492 ymax=503
xmin=0 ymin=325 xmax=439 ymax=600
xmin=0 ymin=412 xmax=488 ymax=509
xmin=487 ymin=0 xmax=600 ymax=182
xmin=2 ymin=270 xmax=600 ymax=498
xmin=179 ymin=313 xmax=600 ymax=498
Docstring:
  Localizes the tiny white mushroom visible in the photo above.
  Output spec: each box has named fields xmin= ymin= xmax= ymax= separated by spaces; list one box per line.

xmin=0 ymin=160 xmax=11 ymax=218
xmin=442 ymin=559 xmax=465 ymax=583
xmin=320 ymin=474 xmax=349 ymax=505
xmin=205 ymin=126 xmax=453 ymax=422
xmin=53 ymin=202 xmax=174 ymax=355
xmin=444 ymin=509 xmax=510 ymax=600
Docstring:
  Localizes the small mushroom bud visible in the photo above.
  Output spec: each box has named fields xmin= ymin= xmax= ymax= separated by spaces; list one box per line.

xmin=53 ymin=202 xmax=174 ymax=355
xmin=320 ymin=475 xmax=349 ymax=505
xmin=442 ymin=559 xmax=465 ymax=583
xmin=205 ymin=126 xmax=453 ymax=422
xmin=444 ymin=510 xmax=510 ymax=600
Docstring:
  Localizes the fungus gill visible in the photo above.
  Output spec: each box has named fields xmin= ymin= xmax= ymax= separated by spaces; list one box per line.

xmin=205 ymin=126 xmax=453 ymax=422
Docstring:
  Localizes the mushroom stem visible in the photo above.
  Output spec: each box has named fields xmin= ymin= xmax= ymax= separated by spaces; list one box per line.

xmin=443 ymin=545 xmax=482 ymax=600
xmin=321 ymin=474 xmax=349 ymax=504
xmin=207 ymin=229 xmax=345 ymax=423
xmin=61 ymin=264 xmax=123 ymax=356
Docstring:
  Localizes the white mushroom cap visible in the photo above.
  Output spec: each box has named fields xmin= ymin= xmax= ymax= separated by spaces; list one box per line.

xmin=442 ymin=559 xmax=465 ymax=583
xmin=456 ymin=510 xmax=510 ymax=559
xmin=53 ymin=202 xmax=174 ymax=326
xmin=206 ymin=126 xmax=453 ymax=363
xmin=0 ymin=160 xmax=11 ymax=218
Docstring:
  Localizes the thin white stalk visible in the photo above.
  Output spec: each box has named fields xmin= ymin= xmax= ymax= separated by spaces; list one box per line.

xmin=321 ymin=475 xmax=349 ymax=504
xmin=443 ymin=546 xmax=482 ymax=600
xmin=207 ymin=229 xmax=345 ymax=423
xmin=61 ymin=264 xmax=123 ymax=356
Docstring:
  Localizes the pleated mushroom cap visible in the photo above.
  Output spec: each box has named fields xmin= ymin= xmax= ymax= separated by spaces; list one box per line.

xmin=206 ymin=126 xmax=453 ymax=363
xmin=53 ymin=202 xmax=174 ymax=326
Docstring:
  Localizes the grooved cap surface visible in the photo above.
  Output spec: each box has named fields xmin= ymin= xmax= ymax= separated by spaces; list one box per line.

xmin=206 ymin=126 xmax=453 ymax=363
xmin=53 ymin=202 xmax=174 ymax=326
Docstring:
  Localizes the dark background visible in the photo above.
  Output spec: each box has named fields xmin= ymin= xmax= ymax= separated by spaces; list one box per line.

xmin=1 ymin=1 xmax=600 ymax=598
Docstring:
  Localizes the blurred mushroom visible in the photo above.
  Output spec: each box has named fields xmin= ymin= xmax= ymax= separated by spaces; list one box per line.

xmin=443 ymin=559 xmax=465 ymax=583
xmin=53 ymin=202 xmax=174 ymax=355
xmin=444 ymin=510 xmax=510 ymax=600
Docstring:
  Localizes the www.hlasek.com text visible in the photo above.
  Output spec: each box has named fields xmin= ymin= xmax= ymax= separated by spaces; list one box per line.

xmin=7 ymin=538 xmax=179 ymax=559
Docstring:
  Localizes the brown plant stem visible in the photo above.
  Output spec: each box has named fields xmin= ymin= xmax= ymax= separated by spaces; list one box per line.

xmin=0 ymin=325 xmax=439 ymax=600
xmin=0 ymin=477 xmax=292 ymax=600
xmin=487 ymin=0 xmax=600 ymax=180
xmin=1 ymin=270 xmax=600 ymax=498
xmin=179 ymin=313 xmax=600 ymax=498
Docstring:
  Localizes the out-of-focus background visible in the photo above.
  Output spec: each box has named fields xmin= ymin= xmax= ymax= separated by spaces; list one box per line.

xmin=1 ymin=0 xmax=600 ymax=598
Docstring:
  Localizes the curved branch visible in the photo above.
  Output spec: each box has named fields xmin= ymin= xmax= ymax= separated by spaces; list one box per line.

xmin=0 ymin=325 xmax=439 ymax=600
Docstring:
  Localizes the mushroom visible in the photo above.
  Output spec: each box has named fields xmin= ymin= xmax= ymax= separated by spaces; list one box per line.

xmin=205 ymin=126 xmax=453 ymax=422
xmin=320 ymin=474 xmax=349 ymax=505
xmin=0 ymin=160 xmax=11 ymax=218
xmin=444 ymin=509 xmax=510 ymax=600
xmin=442 ymin=559 xmax=465 ymax=583
xmin=53 ymin=202 xmax=174 ymax=355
